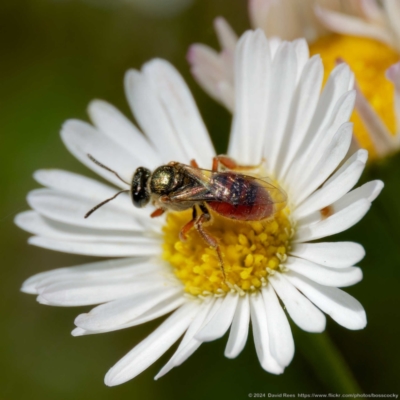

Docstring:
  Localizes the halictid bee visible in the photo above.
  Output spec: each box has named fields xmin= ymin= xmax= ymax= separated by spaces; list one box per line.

xmin=85 ymin=154 xmax=287 ymax=276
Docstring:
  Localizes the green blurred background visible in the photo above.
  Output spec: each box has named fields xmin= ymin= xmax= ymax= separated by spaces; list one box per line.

xmin=0 ymin=0 xmax=399 ymax=399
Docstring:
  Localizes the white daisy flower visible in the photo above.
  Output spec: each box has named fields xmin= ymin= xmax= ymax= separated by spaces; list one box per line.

xmin=17 ymin=30 xmax=383 ymax=386
xmin=188 ymin=0 xmax=400 ymax=160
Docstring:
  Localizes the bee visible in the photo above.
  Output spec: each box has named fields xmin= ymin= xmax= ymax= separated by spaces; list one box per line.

xmin=85 ymin=155 xmax=287 ymax=277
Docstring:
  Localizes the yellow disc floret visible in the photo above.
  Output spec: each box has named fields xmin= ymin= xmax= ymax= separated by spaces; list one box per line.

xmin=310 ymin=34 xmax=399 ymax=158
xmin=162 ymin=208 xmax=292 ymax=296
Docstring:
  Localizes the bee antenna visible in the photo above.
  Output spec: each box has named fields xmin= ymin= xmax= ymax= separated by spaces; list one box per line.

xmin=87 ymin=154 xmax=130 ymax=186
xmin=84 ymin=190 xmax=129 ymax=219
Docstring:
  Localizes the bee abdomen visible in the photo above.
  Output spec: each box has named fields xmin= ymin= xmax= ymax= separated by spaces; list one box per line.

xmin=209 ymin=173 xmax=273 ymax=221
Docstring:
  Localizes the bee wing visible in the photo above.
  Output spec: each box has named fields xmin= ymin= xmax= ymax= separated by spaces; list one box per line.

xmin=252 ymin=175 xmax=287 ymax=205
xmin=179 ymin=164 xmax=287 ymax=209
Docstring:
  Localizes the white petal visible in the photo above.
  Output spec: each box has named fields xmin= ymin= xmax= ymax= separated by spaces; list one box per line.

xmin=289 ymin=242 xmax=365 ymax=268
xmin=104 ymin=301 xmax=198 ymax=386
xmin=315 ymin=5 xmax=393 ymax=45
xmin=293 ymin=39 xmax=309 ymax=82
xmin=72 ymin=294 xmax=185 ymax=335
xmin=286 ymin=271 xmax=367 ymax=330
xmin=21 ymin=257 xmax=161 ymax=294
xmin=142 ymin=59 xmax=215 ymax=167
xmin=37 ymin=273 xmax=175 ymax=306
xmin=155 ymin=298 xmax=215 ymax=379
xmin=195 ymin=292 xmax=239 ymax=342
xmin=33 ymin=169 xmax=160 ymax=230
xmin=261 ymin=285 xmax=294 ymax=367
xmin=293 ymin=150 xmax=366 ymax=219
xmin=87 ymin=100 xmax=159 ymax=169
xmin=278 ymin=55 xmax=323 ymax=179
xmin=286 ymin=257 xmax=363 ymax=287
xmin=263 ymin=42 xmax=298 ymax=173
xmin=125 ymin=69 xmax=188 ymax=164
xmin=61 ymin=119 xmax=136 ymax=188
xmin=75 ymin=286 xmax=181 ymax=331
xmin=333 ymin=181 xmax=384 ymax=211
xmin=224 ymin=295 xmax=250 ymax=359
xmin=295 ymin=199 xmax=371 ymax=242
xmin=387 ymin=62 xmax=400 ymax=132
xmin=27 ymin=189 xmax=146 ymax=231
xmin=15 ymin=211 xmax=152 ymax=244
xmin=29 ymin=236 xmax=160 ymax=258
xmin=354 ymin=83 xmax=395 ymax=157
xmin=294 ymin=122 xmax=353 ymax=204
xmin=250 ymin=294 xmax=284 ymax=374
xmin=187 ymin=44 xmax=232 ymax=110
xmin=228 ymin=30 xmax=271 ymax=165
xmin=214 ymin=16 xmax=238 ymax=52
xmin=269 ymin=274 xmax=326 ymax=332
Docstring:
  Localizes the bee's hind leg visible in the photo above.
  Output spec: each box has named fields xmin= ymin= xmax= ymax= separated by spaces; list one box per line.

xmin=195 ymin=205 xmax=226 ymax=279
xmin=212 ymin=155 xmax=264 ymax=172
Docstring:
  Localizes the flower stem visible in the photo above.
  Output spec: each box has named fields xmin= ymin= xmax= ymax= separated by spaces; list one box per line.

xmin=295 ymin=329 xmax=363 ymax=393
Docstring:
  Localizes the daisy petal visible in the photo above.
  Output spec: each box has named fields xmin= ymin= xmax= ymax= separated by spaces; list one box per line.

xmin=250 ymin=294 xmax=284 ymax=374
xmin=294 ymin=121 xmax=353 ymax=204
xmin=21 ymin=257 xmax=161 ymax=294
xmin=88 ymin=100 xmax=159 ymax=169
xmin=37 ymin=274 xmax=174 ymax=306
xmin=261 ymin=285 xmax=294 ymax=367
xmin=74 ymin=287 xmax=182 ymax=331
xmin=286 ymin=271 xmax=367 ymax=330
xmin=289 ymin=242 xmax=365 ymax=268
xmin=143 ymin=59 xmax=215 ymax=167
xmin=229 ymin=30 xmax=271 ymax=164
xmin=295 ymin=198 xmax=371 ymax=243
xmin=155 ymin=298 xmax=215 ymax=380
xmin=354 ymin=82 xmax=395 ymax=157
xmin=315 ymin=5 xmax=393 ymax=45
xmin=269 ymin=274 xmax=326 ymax=332
xmin=104 ymin=301 xmax=198 ymax=386
xmin=293 ymin=150 xmax=366 ymax=219
xmin=286 ymin=257 xmax=363 ymax=287
xmin=263 ymin=42 xmax=298 ymax=173
xmin=29 ymin=236 xmax=160 ymax=258
xmin=278 ymin=55 xmax=323 ymax=179
xmin=195 ymin=292 xmax=239 ymax=342
xmin=73 ymin=294 xmax=186 ymax=336
xmin=224 ymin=295 xmax=250 ymax=359
xmin=61 ymin=120 xmax=136 ymax=188
xmin=26 ymin=190 xmax=145 ymax=231
xmin=214 ymin=16 xmax=238 ymax=52
xmin=15 ymin=211 xmax=151 ymax=243
xmin=124 ymin=69 xmax=187 ymax=164
xmin=332 ymin=180 xmax=384 ymax=211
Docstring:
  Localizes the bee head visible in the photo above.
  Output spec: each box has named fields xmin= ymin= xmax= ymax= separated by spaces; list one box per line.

xmin=150 ymin=165 xmax=178 ymax=196
xmin=131 ymin=167 xmax=151 ymax=208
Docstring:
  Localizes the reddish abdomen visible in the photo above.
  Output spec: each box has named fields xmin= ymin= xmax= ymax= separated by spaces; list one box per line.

xmin=207 ymin=173 xmax=274 ymax=221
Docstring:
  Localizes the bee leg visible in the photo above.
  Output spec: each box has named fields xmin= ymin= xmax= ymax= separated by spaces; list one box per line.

xmin=179 ymin=206 xmax=197 ymax=242
xmin=195 ymin=205 xmax=226 ymax=279
xmin=190 ymin=159 xmax=199 ymax=168
xmin=213 ymin=155 xmax=264 ymax=171
xmin=150 ymin=208 xmax=165 ymax=218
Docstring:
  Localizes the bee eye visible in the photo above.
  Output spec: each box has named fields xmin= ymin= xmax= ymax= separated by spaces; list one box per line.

xmin=131 ymin=167 xmax=151 ymax=208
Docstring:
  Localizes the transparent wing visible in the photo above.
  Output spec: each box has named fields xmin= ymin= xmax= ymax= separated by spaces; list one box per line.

xmin=179 ymin=164 xmax=287 ymax=207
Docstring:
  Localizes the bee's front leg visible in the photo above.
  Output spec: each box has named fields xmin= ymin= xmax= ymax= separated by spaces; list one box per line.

xmin=179 ymin=206 xmax=197 ymax=241
xmin=195 ymin=205 xmax=226 ymax=279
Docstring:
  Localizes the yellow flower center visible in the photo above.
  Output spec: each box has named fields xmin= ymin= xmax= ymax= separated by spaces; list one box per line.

xmin=162 ymin=207 xmax=292 ymax=297
xmin=310 ymin=34 xmax=399 ymax=158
